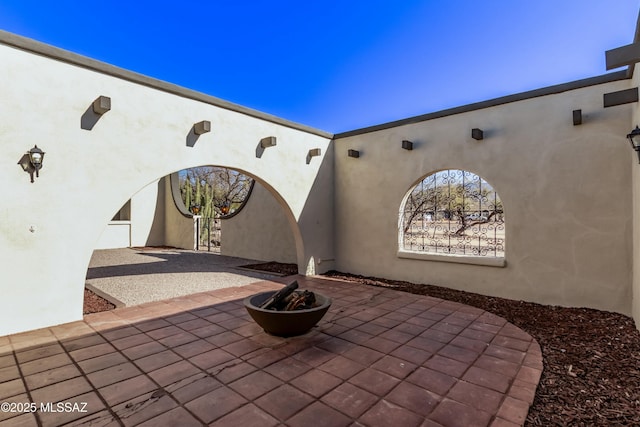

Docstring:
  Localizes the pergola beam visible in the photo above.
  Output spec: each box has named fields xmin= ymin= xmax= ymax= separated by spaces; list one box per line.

xmin=606 ymin=42 xmax=640 ymax=70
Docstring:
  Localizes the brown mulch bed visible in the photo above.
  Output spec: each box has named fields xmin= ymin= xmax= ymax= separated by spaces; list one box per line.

xmin=324 ymin=270 xmax=640 ymax=426
xmin=83 ymin=288 xmax=115 ymax=314
xmin=130 ymin=246 xmax=177 ymax=251
xmin=240 ymin=261 xmax=299 ymax=276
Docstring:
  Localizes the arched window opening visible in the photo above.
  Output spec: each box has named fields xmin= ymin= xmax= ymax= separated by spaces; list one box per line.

xmin=400 ymin=169 xmax=505 ymax=258
xmin=179 ymin=166 xmax=254 ymax=251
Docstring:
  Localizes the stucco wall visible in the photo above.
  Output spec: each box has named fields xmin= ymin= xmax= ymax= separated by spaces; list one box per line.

xmin=94 ymin=178 xmax=167 ymax=249
xmin=130 ymin=178 xmax=166 ymax=247
xmin=221 ymin=181 xmax=298 ymax=264
xmin=163 ymin=174 xmax=200 ymax=250
xmin=632 ymin=69 xmax=640 ymax=329
xmin=334 ymin=79 xmax=633 ymax=315
xmin=0 ymin=35 xmax=333 ymax=336
xmin=95 ymin=221 xmax=131 ymax=249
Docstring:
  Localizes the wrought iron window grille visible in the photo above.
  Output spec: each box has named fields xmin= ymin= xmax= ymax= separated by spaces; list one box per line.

xmin=400 ymin=169 xmax=505 ymax=258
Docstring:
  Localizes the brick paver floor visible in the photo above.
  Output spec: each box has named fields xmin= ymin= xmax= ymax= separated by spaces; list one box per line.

xmin=0 ymin=276 xmax=542 ymax=426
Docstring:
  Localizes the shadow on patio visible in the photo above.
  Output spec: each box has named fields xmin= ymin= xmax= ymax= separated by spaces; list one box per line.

xmin=0 ymin=276 xmax=541 ymax=426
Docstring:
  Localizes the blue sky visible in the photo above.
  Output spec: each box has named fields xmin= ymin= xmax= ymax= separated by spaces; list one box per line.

xmin=1 ymin=1 xmax=638 ymax=133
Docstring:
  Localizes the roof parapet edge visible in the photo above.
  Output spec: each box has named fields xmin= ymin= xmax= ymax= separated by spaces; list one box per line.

xmin=0 ymin=30 xmax=333 ymax=139
xmin=334 ymin=71 xmax=630 ymax=139
xmin=629 ymin=10 xmax=640 ymax=78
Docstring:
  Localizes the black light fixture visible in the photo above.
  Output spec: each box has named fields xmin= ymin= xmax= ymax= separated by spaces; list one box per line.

xmin=471 ymin=128 xmax=484 ymax=140
xmin=572 ymin=109 xmax=582 ymax=126
xmin=401 ymin=140 xmax=413 ymax=150
xmin=626 ymin=126 xmax=640 ymax=163
xmin=28 ymin=145 xmax=45 ymax=182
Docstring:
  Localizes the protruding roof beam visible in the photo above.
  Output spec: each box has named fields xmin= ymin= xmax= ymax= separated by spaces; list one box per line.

xmin=606 ymin=42 xmax=640 ymax=70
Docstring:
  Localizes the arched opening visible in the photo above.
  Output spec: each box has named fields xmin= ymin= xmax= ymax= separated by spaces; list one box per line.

xmin=399 ymin=169 xmax=505 ymax=258
xmin=84 ymin=165 xmax=303 ymax=312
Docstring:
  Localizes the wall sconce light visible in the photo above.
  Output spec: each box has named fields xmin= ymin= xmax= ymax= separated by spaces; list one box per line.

xmin=348 ymin=149 xmax=360 ymax=158
xmin=308 ymin=148 xmax=321 ymax=157
xmin=260 ymin=136 xmax=277 ymax=148
xmin=25 ymin=145 xmax=45 ymax=183
xmin=573 ymin=109 xmax=582 ymax=126
xmin=92 ymin=96 xmax=111 ymax=115
xmin=471 ymin=128 xmax=484 ymax=140
xmin=626 ymin=126 xmax=640 ymax=163
xmin=401 ymin=140 xmax=413 ymax=150
xmin=194 ymin=121 xmax=211 ymax=135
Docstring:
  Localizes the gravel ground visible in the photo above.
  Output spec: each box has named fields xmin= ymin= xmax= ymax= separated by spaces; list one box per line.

xmin=85 ymin=248 xmax=280 ymax=306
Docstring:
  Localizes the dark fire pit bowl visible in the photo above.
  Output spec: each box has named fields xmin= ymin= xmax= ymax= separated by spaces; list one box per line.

xmin=244 ymin=291 xmax=332 ymax=337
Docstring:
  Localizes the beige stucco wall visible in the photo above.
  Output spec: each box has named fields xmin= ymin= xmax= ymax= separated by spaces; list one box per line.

xmin=221 ymin=181 xmax=298 ymax=264
xmin=163 ymin=174 xmax=200 ymax=250
xmin=95 ymin=221 xmax=131 ymax=249
xmin=631 ymin=69 xmax=640 ymax=329
xmin=0 ymin=36 xmax=334 ymax=336
xmin=334 ymin=79 xmax=633 ymax=315
xmin=94 ymin=178 xmax=167 ymax=249
xmin=130 ymin=178 xmax=166 ymax=247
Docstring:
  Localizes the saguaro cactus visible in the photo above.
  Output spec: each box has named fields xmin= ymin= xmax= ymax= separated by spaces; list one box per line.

xmin=183 ymin=179 xmax=193 ymax=211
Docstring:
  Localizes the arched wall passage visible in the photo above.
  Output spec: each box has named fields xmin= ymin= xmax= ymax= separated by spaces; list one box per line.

xmin=166 ymin=168 xmax=303 ymax=265
xmin=0 ymin=38 xmax=334 ymax=336
xmin=93 ymin=167 xmax=302 ymax=266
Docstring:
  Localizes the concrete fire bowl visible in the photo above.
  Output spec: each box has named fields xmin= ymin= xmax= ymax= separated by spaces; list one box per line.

xmin=244 ymin=291 xmax=332 ymax=337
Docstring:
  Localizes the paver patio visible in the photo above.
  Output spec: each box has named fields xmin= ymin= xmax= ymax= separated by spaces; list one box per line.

xmin=0 ymin=276 xmax=542 ymax=426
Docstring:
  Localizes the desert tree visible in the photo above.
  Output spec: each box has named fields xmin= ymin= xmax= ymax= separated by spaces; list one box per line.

xmin=179 ymin=166 xmax=254 ymax=245
xmin=402 ymin=170 xmax=503 ymax=236
xmin=179 ymin=166 xmax=253 ymax=216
